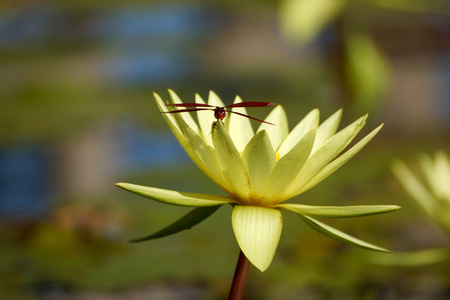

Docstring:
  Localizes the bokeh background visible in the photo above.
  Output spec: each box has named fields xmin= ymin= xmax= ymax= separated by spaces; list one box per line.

xmin=1 ymin=1 xmax=449 ymax=299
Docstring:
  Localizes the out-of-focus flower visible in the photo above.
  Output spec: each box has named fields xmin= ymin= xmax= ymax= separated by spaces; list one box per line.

xmin=393 ymin=152 xmax=450 ymax=236
xmin=117 ymin=90 xmax=399 ymax=271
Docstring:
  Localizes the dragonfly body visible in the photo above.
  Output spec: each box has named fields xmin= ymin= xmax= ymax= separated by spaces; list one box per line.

xmin=164 ymin=101 xmax=278 ymax=125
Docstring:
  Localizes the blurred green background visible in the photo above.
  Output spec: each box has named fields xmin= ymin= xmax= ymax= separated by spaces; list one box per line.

xmin=1 ymin=1 xmax=449 ymax=299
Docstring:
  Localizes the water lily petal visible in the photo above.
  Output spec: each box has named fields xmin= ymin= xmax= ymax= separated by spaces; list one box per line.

xmin=278 ymin=203 xmax=400 ymax=217
xmin=283 ymin=115 xmax=367 ymax=199
xmin=228 ymin=96 xmax=255 ymax=152
xmin=392 ymin=160 xmax=436 ymax=216
xmin=232 ymin=206 xmax=283 ymax=272
xmin=420 ymin=152 xmax=450 ymax=200
xmin=242 ymin=130 xmax=276 ymax=203
xmin=300 ymin=215 xmax=391 ymax=252
xmin=212 ymin=121 xmax=251 ymax=202
xmin=208 ymin=90 xmax=226 ymax=125
xmin=155 ymin=92 xmax=224 ymax=189
xmin=208 ymin=90 xmax=226 ymax=107
xmin=154 ymin=91 xmax=180 ymax=131
xmin=312 ymin=109 xmax=342 ymax=153
xmin=129 ymin=206 xmax=221 ymax=243
xmin=434 ymin=152 xmax=450 ymax=199
xmin=169 ymin=110 xmax=232 ymax=192
xmin=257 ymin=105 xmax=289 ymax=150
xmin=116 ymin=183 xmax=236 ymax=206
xmin=298 ymin=124 xmax=383 ymax=194
xmin=277 ymin=108 xmax=319 ymax=158
xmin=263 ymin=129 xmax=316 ymax=204
xmin=168 ymin=89 xmax=200 ymax=136
xmin=155 ymin=92 xmax=216 ymax=186
xmin=195 ymin=93 xmax=216 ymax=147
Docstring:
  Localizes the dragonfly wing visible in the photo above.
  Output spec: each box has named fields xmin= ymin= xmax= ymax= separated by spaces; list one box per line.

xmin=226 ymin=110 xmax=276 ymax=125
xmin=166 ymin=103 xmax=214 ymax=108
xmin=163 ymin=108 xmax=213 ymax=114
xmin=225 ymin=101 xmax=278 ymax=108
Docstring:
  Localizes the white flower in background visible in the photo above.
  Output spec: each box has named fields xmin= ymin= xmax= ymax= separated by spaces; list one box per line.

xmin=117 ymin=90 xmax=399 ymax=272
xmin=393 ymin=152 xmax=450 ymax=236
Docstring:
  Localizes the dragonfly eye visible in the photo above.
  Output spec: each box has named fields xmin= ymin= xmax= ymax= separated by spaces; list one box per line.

xmin=214 ymin=108 xmax=226 ymax=120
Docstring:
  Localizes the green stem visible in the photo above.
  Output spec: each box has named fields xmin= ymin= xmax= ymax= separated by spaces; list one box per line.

xmin=228 ymin=250 xmax=250 ymax=300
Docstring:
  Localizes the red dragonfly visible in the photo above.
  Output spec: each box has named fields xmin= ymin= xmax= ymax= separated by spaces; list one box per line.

xmin=163 ymin=101 xmax=278 ymax=125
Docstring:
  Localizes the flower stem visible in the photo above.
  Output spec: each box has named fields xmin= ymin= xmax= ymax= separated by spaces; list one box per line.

xmin=228 ymin=250 xmax=250 ymax=300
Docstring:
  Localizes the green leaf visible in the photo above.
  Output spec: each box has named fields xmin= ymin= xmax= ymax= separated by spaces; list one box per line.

xmin=279 ymin=203 xmax=400 ymax=217
xmin=300 ymin=215 xmax=392 ymax=252
xmin=116 ymin=183 xmax=235 ymax=207
xmin=129 ymin=206 xmax=221 ymax=243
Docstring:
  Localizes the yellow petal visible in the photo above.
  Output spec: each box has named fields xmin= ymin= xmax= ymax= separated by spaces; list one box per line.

xmin=392 ymin=160 xmax=436 ymax=216
xmin=228 ymin=96 xmax=255 ymax=152
xmin=169 ymin=103 xmax=232 ymax=193
xmin=420 ymin=152 xmax=450 ymax=201
xmin=263 ymin=129 xmax=316 ymax=205
xmin=277 ymin=108 xmax=319 ymax=158
xmin=283 ymin=115 xmax=367 ymax=200
xmin=116 ymin=183 xmax=235 ymax=206
xmin=155 ymin=92 xmax=215 ymax=185
xmin=257 ymin=105 xmax=289 ymax=150
xmin=232 ymin=206 xmax=282 ymax=272
xmin=208 ymin=90 xmax=226 ymax=107
xmin=298 ymin=124 xmax=383 ymax=194
xmin=168 ymin=89 xmax=200 ymax=136
xmin=154 ymin=91 xmax=181 ymax=131
xmin=312 ymin=109 xmax=342 ymax=153
xmin=195 ymin=93 xmax=215 ymax=147
xmin=212 ymin=121 xmax=251 ymax=202
xmin=242 ymin=130 xmax=276 ymax=203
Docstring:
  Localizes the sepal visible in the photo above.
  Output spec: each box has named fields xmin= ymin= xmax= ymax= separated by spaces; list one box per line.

xmin=300 ymin=215 xmax=391 ymax=252
xmin=129 ymin=206 xmax=221 ymax=243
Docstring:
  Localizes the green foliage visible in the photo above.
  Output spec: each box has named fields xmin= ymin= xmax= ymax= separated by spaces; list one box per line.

xmin=129 ymin=206 xmax=222 ymax=243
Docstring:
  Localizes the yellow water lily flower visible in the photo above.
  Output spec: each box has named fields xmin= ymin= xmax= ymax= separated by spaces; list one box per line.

xmin=393 ymin=152 xmax=450 ymax=235
xmin=117 ymin=90 xmax=399 ymax=272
